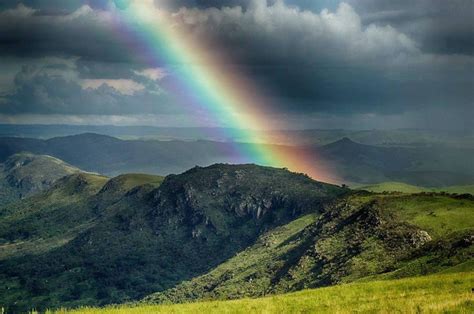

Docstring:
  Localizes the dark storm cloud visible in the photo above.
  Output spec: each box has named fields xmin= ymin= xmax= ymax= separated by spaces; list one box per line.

xmin=0 ymin=63 xmax=178 ymax=115
xmin=154 ymin=0 xmax=251 ymax=10
xmin=346 ymin=0 xmax=474 ymax=56
xmin=0 ymin=4 xmax=146 ymax=64
xmin=0 ymin=1 xmax=472 ymax=129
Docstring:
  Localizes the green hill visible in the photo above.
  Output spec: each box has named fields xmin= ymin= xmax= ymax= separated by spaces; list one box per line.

xmin=0 ymin=164 xmax=344 ymax=312
xmin=0 ymin=173 xmax=108 ymax=260
xmin=143 ymin=192 xmax=473 ymax=304
xmin=52 ymin=272 xmax=474 ymax=313
xmin=0 ymin=172 xmax=165 ymax=261
xmin=356 ymin=182 xmax=428 ymax=193
xmin=357 ymin=181 xmax=474 ymax=195
xmin=0 ymin=153 xmax=83 ymax=206
xmin=0 ymin=160 xmax=472 ymax=312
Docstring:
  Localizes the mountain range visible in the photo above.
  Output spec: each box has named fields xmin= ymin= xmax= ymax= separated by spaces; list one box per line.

xmin=0 ymin=153 xmax=472 ymax=312
xmin=1 ymin=124 xmax=473 ymax=148
xmin=1 ymin=133 xmax=473 ymax=187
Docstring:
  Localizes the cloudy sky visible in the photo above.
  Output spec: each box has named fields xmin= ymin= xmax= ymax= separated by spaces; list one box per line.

xmin=0 ymin=0 xmax=472 ymax=130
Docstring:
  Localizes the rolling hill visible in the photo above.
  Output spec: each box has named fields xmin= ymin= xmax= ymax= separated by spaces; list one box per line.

xmin=0 ymin=157 xmax=472 ymax=312
xmin=356 ymin=181 xmax=474 ymax=195
xmin=0 ymin=153 xmax=83 ymax=206
xmin=52 ymin=272 xmax=474 ymax=313
xmin=0 ymin=163 xmax=344 ymax=312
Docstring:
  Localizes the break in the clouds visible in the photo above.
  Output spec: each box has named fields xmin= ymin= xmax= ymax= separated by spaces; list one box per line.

xmin=0 ymin=0 xmax=472 ymax=130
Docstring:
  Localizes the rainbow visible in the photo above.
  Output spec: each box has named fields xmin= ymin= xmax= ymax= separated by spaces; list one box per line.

xmin=112 ymin=1 xmax=335 ymax=183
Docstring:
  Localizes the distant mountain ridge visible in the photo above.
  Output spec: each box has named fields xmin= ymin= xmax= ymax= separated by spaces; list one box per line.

xmin=1 ymin=133 xmax=472 ymax=187
xmin=1 ymin=124 xmax=472 ymax=148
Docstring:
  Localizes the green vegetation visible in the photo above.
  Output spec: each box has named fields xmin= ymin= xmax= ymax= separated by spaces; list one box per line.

xmin=0 ymin=153 xmax=84 ymax=206
xmin=376 ymin=194 xmax=474 ymax=238
xmin=0 ymin=173 xmax=108 ymax=260
xmin=356 ymin=182 xmax=428 ymax=193
xmin=0 ymin=157 xmax=472 ymax=312
xmin=357 ymin=181 xmax=474 ymax=195
xmin=142 ymin=192 xmax=473 ymax=305
xmin=51 ymin=272 xmax=474 ymax=313
xmin=108 ymin=174 xmax=164 ymax=191
xmin=0 ymin=164 xmax=345 ymax=312
xmin=434 ymin=185 xmax=474 ymax=195
xmin=143 ymin=213 xmax=319 ymax=303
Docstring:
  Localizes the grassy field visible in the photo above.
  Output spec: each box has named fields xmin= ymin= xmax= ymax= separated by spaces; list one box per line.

xmin=46 ymin=272 xmax=473 ymax=314
xmin=356 ymin=182 xmax=474 ymax=195
xmin=375 ymin=194 xmax=474 ymax=239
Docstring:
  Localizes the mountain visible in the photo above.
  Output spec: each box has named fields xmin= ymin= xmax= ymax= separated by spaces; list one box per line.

xmin=0 ymin=133 xmax=250 ymax=176
xmin=143 ymin=192 xmax=473 ymax=304
xmin=0 ymin=153 xmax=83 ymax=206
xmin=0 ymin=159 xmax=472 ymax=312
xmin=1 ymin=133 xmax=473 ymax=187
xmin=1 ymin=124 xmax=473 ymax=148
xmin=317 ymin=137 xmax=474 ymax=186
xmin=0 ymin=163 xmax=344 ymax=312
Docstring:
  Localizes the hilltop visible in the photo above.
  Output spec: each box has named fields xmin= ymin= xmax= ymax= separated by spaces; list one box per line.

xmin=0 ymin=153 xmax=83 ymax=206
xmin=0 ymin=162 xmax=344 ymax=312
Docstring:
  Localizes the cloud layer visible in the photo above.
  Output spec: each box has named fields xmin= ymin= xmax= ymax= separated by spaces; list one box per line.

xmin=0 ymin=0 xmax=472 ymax=130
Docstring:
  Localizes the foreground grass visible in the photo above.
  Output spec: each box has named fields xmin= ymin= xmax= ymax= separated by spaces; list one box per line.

xmin=49 ymin=272 xmax=473 ymax=314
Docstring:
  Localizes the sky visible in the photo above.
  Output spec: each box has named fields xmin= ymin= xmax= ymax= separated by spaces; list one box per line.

xmin=0 ymin=0 xmax=472 ymax=130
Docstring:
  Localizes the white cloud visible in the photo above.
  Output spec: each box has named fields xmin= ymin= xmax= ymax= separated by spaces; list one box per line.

xmin=134 ymin=68 xmax=168 ymax=81
xmin=170 ymin=1 xmax=420 ymax=65
xmin=0 ymin=4 xmax=35 ymax=18
xmin=80 ymin=79 xmax=145 ymax=95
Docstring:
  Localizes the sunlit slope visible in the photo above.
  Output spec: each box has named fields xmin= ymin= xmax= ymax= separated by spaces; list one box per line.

xmin=357 ymin=181 xmax=474 ymax=195
xmin=142 ymin=192 xmax=473 ymax=304
xmin=52 ymin=272 xmax=474 ymax=314
xmin=0 ymin=153 xmax=84 ymax=206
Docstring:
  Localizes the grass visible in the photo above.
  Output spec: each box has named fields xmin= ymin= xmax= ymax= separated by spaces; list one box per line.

xmin=110 ymin=174 xmax=164 ymax=191
xmin=376 ymin=194 xmax=474 ymax=239
xmin=356 ymin=182 xmax=474 ymax=195
xmin=47 ymin=272 xmax=474 ymax=314
xmin=356 ymin=182 xmax=428 ymax=193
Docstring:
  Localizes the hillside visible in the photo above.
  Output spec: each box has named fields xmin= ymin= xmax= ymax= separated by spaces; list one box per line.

xmin=1 ymin=134 xmax=473 ymax=187
xmin=0 ymin=153 xmax=82 ymax=206
xmin=0 ymin=162 xmax=472 ymax=311
xmin=357 ymin=181 xmax=474 ymax=194
xmin=0 ymin=163 xmax=344 ymax=312
xmin=0 ymin=161 xmax=473 ymax=312
xmin=52 ymin=272 xmax=474 ymax=313
xmin=0 ymin=173 xmax=108 ymax=260
xmin=143 ymin=192 xmax=473 ymax=304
